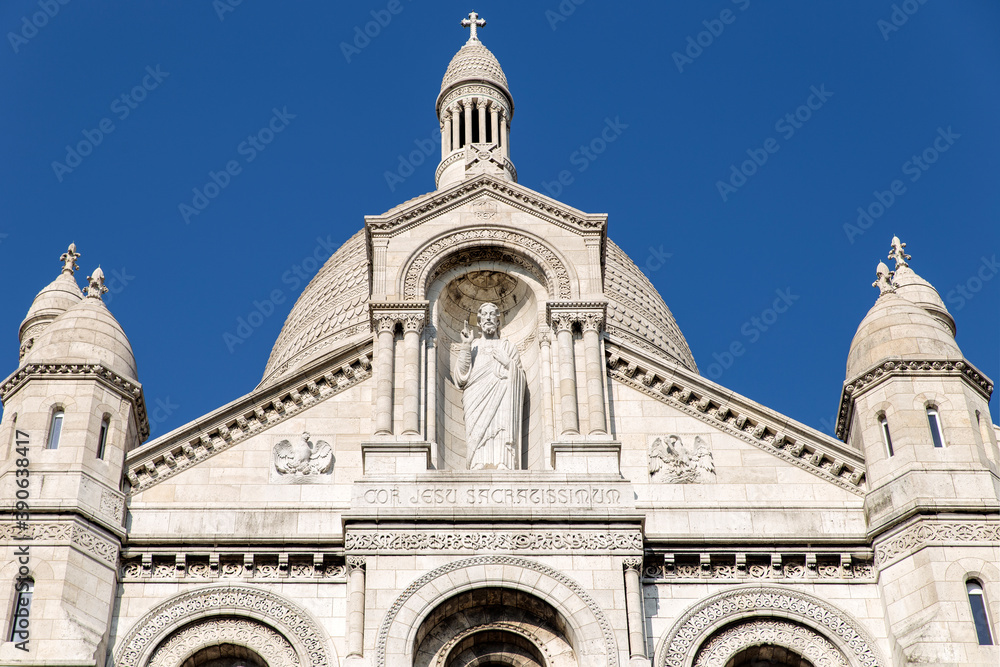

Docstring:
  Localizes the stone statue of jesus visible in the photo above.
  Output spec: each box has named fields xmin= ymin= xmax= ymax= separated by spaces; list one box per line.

xmin=455 ymin=302 xmax=525 ymax=470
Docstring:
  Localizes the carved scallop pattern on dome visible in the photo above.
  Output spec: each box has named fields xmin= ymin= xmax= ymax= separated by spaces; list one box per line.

xmin=263 ymin=230 xmax=371 ymax=384
xmin=604 ymin=240 xmax=697 ymax=371
xmin=441 ymin=43 xmax=508 ymax=92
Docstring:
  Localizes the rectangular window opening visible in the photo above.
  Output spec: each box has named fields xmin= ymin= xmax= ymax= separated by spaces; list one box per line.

xmin=879 ymin=416 xmax=894 ymax=457
xmin=46 ymin=410 xmax=64 ymax=450
xmin=927 ymin=408 xmax=945 ymax=448
xmin=97 ymin=417 xmax=110 ymax=460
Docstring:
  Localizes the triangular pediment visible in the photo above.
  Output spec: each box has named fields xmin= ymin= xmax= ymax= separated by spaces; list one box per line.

xmin=365 ymin=174 xmax=608 ymax=238
xmin=124 ymin=339 xmax=373 ymax=495
xmin=604 ymin=338 xmax=868 ymax=496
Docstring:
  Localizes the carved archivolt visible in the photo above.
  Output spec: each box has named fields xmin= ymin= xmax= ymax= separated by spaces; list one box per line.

xmin=694 ymin=619 xmax=849 ymax=667
xmin=148 ymin=617 xmax=298 ymax=667
xmin=656 ymin=586 xmax=885 ymax=667
xmin=113 ymin=585 xmax=332 ymax=667
xmin=376 ymin=555 xmax=617 ymax=667
xmin=402 ymin=227 xmax=573 ymax=300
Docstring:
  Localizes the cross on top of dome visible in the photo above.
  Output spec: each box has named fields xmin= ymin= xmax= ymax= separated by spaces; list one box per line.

xmin=461 ymin=11 xmax=486 ymax=43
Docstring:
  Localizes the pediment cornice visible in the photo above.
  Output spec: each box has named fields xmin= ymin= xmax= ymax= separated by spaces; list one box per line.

xmin=364 ymin=174 xmax=607 ymax=238
xmin=604 ymin=338 xmax=867 ymax=495
xmin=124 ymin=341 xmax=373 ymax=496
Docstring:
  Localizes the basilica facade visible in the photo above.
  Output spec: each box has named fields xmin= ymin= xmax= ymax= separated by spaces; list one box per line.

xmin=2 ymin=14 xmax=998 ymax=667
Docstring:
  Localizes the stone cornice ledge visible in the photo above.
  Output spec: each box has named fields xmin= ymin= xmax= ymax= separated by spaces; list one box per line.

xmin=0 ymin=361 xmax=150 ymax=440
xmin=836 ymin=357 xmax=994 ymax=440
xmin=605 ymin=341 xmax=867 ymax=495
xmin=125 ymin=342 xmax=373 ymax=495
xmin=365 ymin=174 xmax=607 ymax=238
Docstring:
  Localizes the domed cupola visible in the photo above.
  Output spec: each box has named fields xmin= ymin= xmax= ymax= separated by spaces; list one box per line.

xmin=435 ymin=12 xmax=516 ymax=189
xmin=846 ymin=260 xmax=962 ymax=380
xmin=19 ymin=243 xmax=84 ymax=360
xmin=885 ymin=235 xmax=956 ymax=335
xmin=23 ymin=267 xmax=139 ymax=381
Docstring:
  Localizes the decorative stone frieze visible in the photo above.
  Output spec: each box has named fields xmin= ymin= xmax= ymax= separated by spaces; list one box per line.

xmin=0 ymin=361 xmax=150 ymax=439
xmin=0 ymin=521 xmax=119 ymax=566
xmin=125 ymin=345 xmax=373 ymax=494
xmin=694 ymin=619 xmax=849 ymax=667
xmin=835 ymin=357 xmax=994 ymax=439
xmin=113 ymin=585 xmax=332 ymax=667
xmin=120 ymin=553 xmax=346 ymax=582
xmin=606 ymin=342 xmax=866 ymax=494
xmin=657 ymin=586 xmax=885 ymax=667
xmin=873 ymin=519 xmax=1000 ymax=568
xmin=345 ymin=529 xmax=642 ymax=554
xmin=643 ymin=552 xmax=874 ymax=582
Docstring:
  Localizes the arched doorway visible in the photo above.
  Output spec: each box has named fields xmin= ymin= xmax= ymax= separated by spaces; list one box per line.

xmin=413 ymin=587 xmax=576 ymax=667
xmin=181 ymin=644 xmax=269 ymax=667
xmin=723 ymin=645 xmax=814 ymax=667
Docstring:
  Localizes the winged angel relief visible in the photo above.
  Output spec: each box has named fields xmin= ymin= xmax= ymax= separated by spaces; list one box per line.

xmin=273 ymin=432 xmax=334 ymax=476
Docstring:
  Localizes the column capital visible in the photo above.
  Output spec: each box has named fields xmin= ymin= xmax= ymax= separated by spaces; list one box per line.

xmin=347 ymin=556 xmax=366 ymax=571
xmin=623 ymin=556 xmax=643 ymax=572
xmin=546 ymin=301 xmax=608 ymax=331
xmin=370 ymin=301 xmax=429 ymax=332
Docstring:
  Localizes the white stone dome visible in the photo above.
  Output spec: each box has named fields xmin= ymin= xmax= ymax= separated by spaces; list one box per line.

xmin=23 ymin=297 xmax=138 ymax=380
xmin=19 ymin=271 xmax=83 ymax=348
xmin=261 ymin=232 xmax=698 ymax=387
xmin=846 ymin=291 xmax=962 ymax=379
xmin=440 ymin=41 xmax=509 ymax=96
xmin=892 ymin=265 xmax=956 ymax=335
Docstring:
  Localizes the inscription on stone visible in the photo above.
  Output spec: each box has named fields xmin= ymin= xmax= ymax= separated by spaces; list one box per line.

xmin=357 ymin=483 xmax=625 ymax=508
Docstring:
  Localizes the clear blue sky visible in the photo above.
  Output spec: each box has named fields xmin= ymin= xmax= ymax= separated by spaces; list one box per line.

xmin=3 ymin=1 xmax=998 ymax=439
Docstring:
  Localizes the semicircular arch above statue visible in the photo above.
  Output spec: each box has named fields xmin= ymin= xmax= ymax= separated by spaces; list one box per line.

xmin=400 ymin=227 xmax=576 ymax=301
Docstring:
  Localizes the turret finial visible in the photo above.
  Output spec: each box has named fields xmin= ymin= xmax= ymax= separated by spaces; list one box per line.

xmin=872 ymin=261 xmax=897 ymax=296
xmin=889 ymin=235 xmax=911 ymax=269
xmin=60 ymin=243 xmax=81 ymax=275
xmin=461 ymin=11 xmax=486 ymax=43
xmin=86 ymin=266 xmax=109 ymax=300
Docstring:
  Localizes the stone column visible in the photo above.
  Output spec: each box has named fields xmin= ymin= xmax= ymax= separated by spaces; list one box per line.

xmin=374 ymin=316 xmax=396 ymax=436
xmin=426 ymin=328 xmax=437 ymax=452
xmin=539 ymin=328 xmax=556 ymax=447
xmin=401 ymin=314 xmax=425 ymax=436
xmin=490 ymin=104 xmax=500 ymax=146
xmin=552 ymin=314 xmax=579 ymax=436
xmin=582 ymin=312 xmax=607 ymax=435
xmin=477 ymin=100 xmax=487 ymax=144
xmin=441 ymin=116 xmax=451 ymax=158
xmin=623 ymin=557 xmax=646 ymax=661
xmin=346 ymin=556 xmax=366 ymax=658
xmin=500 ymin=109 xmax=509 ymax=157
xmin=451 ymin=105 xmax=461 ymax=151
xmin=463 ymin=100 xmax=473 ymax=148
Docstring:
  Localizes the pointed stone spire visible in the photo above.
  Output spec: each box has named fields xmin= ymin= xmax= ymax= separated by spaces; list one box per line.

xmin=872 ymin=261 xmax=896 ymax=296
xmin=60 ymin=242 xmax=81 ymax=275
xmin=889 ymin=235 xmax=910 ymax=269
xmin=461 ymin=10 xmax=486 ymax=43
xmin=86 ymin=266 xmax=109 ymax=300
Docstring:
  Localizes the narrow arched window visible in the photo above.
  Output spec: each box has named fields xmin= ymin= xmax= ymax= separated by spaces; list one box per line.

xmin=46 ymin=408 xmax=64 ymax=450
xmin=97 ymin=415 xmax=110 ymax=460
xmin=927 ymin=407 xmax=945 ymax=448
xmin=878 ymin=414 xmax=894 ymax=457
xmin=7 ymin=577 xmax=33 ymax=643
xmin=967 ymin=580 xmax=994 ymax=645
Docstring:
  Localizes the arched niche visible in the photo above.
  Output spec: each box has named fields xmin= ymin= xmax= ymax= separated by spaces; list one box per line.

xmin=113 ymin=585 xmax=334 ymax=667
xmin=655 ymin=586 xmax=886 ymax=667
xmin=427 ymin=259 xmax=547 ymax=470
xmin=377 ymin=556 xmax=618 ymax=667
